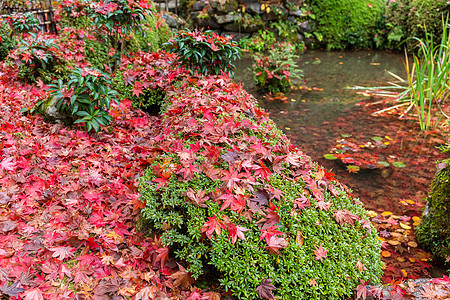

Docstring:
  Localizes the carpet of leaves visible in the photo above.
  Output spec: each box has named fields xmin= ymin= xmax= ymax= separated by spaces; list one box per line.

xmin=0 ymin=58 xmax=212 ymax=298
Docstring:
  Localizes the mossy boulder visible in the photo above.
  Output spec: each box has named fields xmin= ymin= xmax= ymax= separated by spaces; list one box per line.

xmin=137 ymin=55 xmax=383 ymax=299
xmin=416 ymin=163 xmax=450 ymax=264
xmin=309 ymin=0 xmax=385 ymax=49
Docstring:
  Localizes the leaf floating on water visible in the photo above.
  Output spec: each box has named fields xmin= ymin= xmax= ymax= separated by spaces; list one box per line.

xmin=381 ymin=211 xmax=393 ymax=216
xmin=323 ymin=154 xmax=338 ymax=160
xmin=346 ymin=165 xmax=360 ymax=173
xmin=372 ymin=136 xmax=383 ymax=142
xmin=392 ymin=161 xmax=406 ymax=168
xmin=378 ymin=161 xmax=389 ymax=167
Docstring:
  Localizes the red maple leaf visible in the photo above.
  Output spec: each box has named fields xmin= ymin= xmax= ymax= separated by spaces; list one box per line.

xmin=153 ymin=173 xmax=171 ymax=190
xmin=201 ymin=216 xmax=225 ymax=239
xmin=314 ymin=245 xmax=328 ymax=261
xmin=266 ymin=235 xmax=288 ymax=254
xmin=356 ymin=279 xmax=371 ymax=300
xmin=227 ymin=223 xmax=249 ymax=245
xmin=1 ymin=156 xmax=16 ymax=172
xmin=293 ymin=195 xmax=310 ymax=210
xmin=185 ymin=188 xmax=209 ymax=208
xmin=333 ymin=209 xmax=359 ymax=225
xmin=177 ymin=161 xmax=199 ymax=181
xmin=315 ymin=200 xmax=332 ymax=211
xmin=259 ymin=225 xmax=284 ymax=244
xmin=221 ymin=166 xmax=243 ymax=190
xmin=155 ymin=246 xmax=169 ymax=268
xmin=256 ymin=279 xmax=276 ymax=300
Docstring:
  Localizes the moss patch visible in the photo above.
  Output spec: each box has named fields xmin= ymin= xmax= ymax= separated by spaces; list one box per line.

xmin=416 ymin=164 xmax=450 ymax=263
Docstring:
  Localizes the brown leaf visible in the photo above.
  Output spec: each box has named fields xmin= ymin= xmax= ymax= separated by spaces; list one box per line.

xmin=170 ymin=264 xmax=194 ymax=290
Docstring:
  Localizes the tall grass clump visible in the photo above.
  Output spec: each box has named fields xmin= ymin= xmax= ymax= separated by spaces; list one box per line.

xmin=398 ymin=20 xmax=450 ymax=130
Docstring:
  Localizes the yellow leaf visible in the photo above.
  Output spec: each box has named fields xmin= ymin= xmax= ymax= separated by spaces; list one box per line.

xmin=412 ymin=216 xmax=421 ymax=222
xmin=408 ymin=258 xmax=416 ymax=262
xmin=401 ymin=269 xmax=407 ymax=277
xmin=413 ymin=222 xmax=421 ymax=227
xmin=367 ymin=210 xmax=378 ymax=218
xmin=242 ymin=6 xmax=246 ymax=13
xmin=296 ymin=231 xmax=304 ymax=247
xmin=381 ymin=211 xmax=393 ymax=216
xmin=406 ymin=199 xmax=415 ymax=204
xmin=399 ymin=222 xmax=411 ymax=230
xmin=397 ymin=257 xmax=405 ymax=262
xmin=385 ymin=136 xmax=393 ymax=140
xmin=266 ymin=7 xmax=270 ymax=13
xmin=261 ymin=3 xmax=265 ymax=10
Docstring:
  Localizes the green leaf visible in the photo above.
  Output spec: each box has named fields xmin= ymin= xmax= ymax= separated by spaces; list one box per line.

xmin=392 ymin=162 xmax=406 ymax=168
xmin=371 ymin=137 xmax=383 ymax=142
xmin=323 ymin=154 xmax=338 ymax=160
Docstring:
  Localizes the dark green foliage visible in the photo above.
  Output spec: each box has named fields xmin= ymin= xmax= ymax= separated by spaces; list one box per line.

xmin=416 ymin=162 xmax=450 ymax=264
xmin=407 ymin=0 xmax=450 ymax=49
xmin=7 ymin=34 xmax=71 ymax=83
xmin=164 ymin=29 xmax=241 ymax=77
xmin=6 ymin=12 xmax=40 ymax=34
xmin=0 ymin=22 xmax=17 ymax=61
xmin=133 ymin=13 xmax=172 ymax=53
xmin=309 ymin=0 xmax=385 ymax=49
xmin=49 ymin=67 xmax=119 ymax=132
xmin=384 ymin=0 xmax=410 ymax=49
xmin=253 ymin=43 xmax=302 ymax=93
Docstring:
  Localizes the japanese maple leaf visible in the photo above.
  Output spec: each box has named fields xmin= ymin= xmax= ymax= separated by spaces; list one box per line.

xmin=155 ymin=246 xmax=169 ymax=268
xmin=153 ymin=173 xmax=171 ymax=190
xmin=0 ymin=157 xmax=16 ymax=172
xmin=177 ymin=161 xmax=199 ymax=181
xmin=132 ymin=81 xmax=144 ymax=97
xmin=314 ymin=245 xmax=328 ymax=261
xmin=221 ymin=166 xmax=243 ymax=190
xmin=253 ymin=162 xmax=271 ymax=180
xmin=201 ymin=145 xmax=221 ymax=163
xmin=284 ymin=152 xmax=301 ymax=166
xmin=185 ymin=188 xmax=209 ymax=208
xmin=256 ymin=279 xmax=276 ymax=299
xmin=0 ymin=281 xmax=24 ymax=297
xmin=22 ymin=289 xmax=44 ymax=300
xmin=266 ymin=235 xmax=288 ymax=254
xmin=171 ymin=264 xmax=194 ymax=289
xmin=50 ymin=246 xmax=74 ymax=261
xmin=356 ymin=279 xmax=371 ymax=300
xmin=356 ymin=259 xmax=367 ymax=273
xmin=218 ymin=191 xmax=246 ymax=213
xmin=293 ymin=195 xmax=310 ymax=210
xmin=259 ymin=225 xmax=284 ymax=244
xmin=250 ymin=188 xmax=270 ymax=208
xmin=315 ymin=200 xmax=332 ymax=211
xmin=334 ymin=209 xmax=359 ymax=225
xmin=227 ymin=223 xmax=249 ymax=245
xmin=201 ymin=216 xmax=225 ymax=239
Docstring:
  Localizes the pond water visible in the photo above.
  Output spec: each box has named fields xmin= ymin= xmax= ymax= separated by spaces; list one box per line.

xmin=234 ymin=50 xmax=449 ymax=281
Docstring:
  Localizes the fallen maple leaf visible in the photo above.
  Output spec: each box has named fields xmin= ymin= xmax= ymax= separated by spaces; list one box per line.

xmin=356 ymin=279 xmax=371 ymax=300
xmin=171 ymin=264 xmax=194 ymax=289
xmin=22 ymin=289 xmax=44 ymax=300
xmin=266 ymin=235 xmax=288 ymax=254
xmin=314 ymin=245 xmax=328 ymax=261
xmin=256 ymin=278 xmax=276 ymax=299
xmin=227 ymin=223 xmax=249 ymax=245
xmin=0 ymin=156 xmax=16 ymax=172
xmin=50 ymin=246 xmax=74 ymax=261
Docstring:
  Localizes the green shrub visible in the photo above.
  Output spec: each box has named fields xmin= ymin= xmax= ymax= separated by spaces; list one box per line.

xmin=0 ymin=21 xmax=17 ymax=61
xmin=5 ymin=12 xmax=40 ymax=35
xmin=134 ymin=13 xmax=172 ymax=53
xmin=48 ymin=67 xmax=119 ymax=132
xmin=309 ymin=0 xmax=385 ymax=49
xmin=384 ymin=0 xmax=411 ymax=49
xmin=164 ymin=29 xmax=241 ymax=77
xmin=253 ymin=43 xmax=302 ymax=93
xmin=407 ymin=0 xmax=450 ymax=49
xmin=138 ymin=71 xmax=383 ymax=299
xmin=416 ymin=161 xmax=450 ymax=264
xmin=239 ymin=29 xmax=278 ymax=53
xmin=6 ymin=33 xmax=71 ymax=83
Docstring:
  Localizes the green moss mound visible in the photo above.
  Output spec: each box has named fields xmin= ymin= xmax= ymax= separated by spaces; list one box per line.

xmin=309 ymin=0 xmax=385 ymax=49
xmin=416 ymin=164 xmax=450 ymax=263
xmin=407 ymin=0 xmax=450 ymax=48
xmin=138 ymin=61 xmax=383 ymax=299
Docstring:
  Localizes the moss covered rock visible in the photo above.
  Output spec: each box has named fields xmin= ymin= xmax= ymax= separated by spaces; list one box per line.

xmin=416 ymin=163 xmax=450 ymax=264
xmin=309 ymin=0 xmax=385 ymax=49
xmin=137 ymin=55 xmax=383 ymax=299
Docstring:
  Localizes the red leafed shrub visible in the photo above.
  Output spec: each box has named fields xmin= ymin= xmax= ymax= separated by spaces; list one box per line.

xmin=138 ymin=56 xmax=383 ymax=298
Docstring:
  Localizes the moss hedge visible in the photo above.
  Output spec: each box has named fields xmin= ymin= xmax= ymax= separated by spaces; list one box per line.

xmin=416 ymin=164 xmax=450 ymax=264
xmin=309 ymin=0 xmax=385 ymax=50
xmin=137 ymin=55 xmax=383 ymax=298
